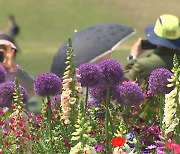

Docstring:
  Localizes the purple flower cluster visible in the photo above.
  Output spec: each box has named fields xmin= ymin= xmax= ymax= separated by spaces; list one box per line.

xmin=89 ymin=86 xmax=107 ymax=102
xmin=141 ymin=126 xmax=165 ymax=153
xmin=89 ymin=86 xmax=119 ymax=102
xmin=34 ymin=72 xmax=62 ymax=97
xmin=0 ymin=65 xmax=6 ymax=83
xmin=76 ymin=63 xmax=102 ymax=87
xmin=98 ymin=59 xmax=124 ymax=86
xmin=116 ymin=81 xmax=143 ymax=106
xmin=0 ymin=81 xmax=28 ymax=108
xmin=148 ymin=68 xmax=173 ymax=95
xmin=87 ymin=99 xmax=100 ymax=108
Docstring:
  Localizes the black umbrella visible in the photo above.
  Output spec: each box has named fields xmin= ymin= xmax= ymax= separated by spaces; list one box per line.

xmin=51 ymin=22 xmax=136 ymax=77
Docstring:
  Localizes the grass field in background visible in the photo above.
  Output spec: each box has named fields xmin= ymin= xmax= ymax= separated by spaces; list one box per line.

xmin=0 ymin=0 xmax=179 ymax=76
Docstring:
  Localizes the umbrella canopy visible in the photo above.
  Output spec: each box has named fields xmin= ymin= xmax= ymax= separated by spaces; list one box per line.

xmin=51 ymin=22 xmax=136 ymax=77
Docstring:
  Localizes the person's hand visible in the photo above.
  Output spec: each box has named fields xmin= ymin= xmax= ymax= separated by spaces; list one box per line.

xmin=0 ymin=44 xmax=17 ymax=72
xmin=130 ymin=38 xmax=146 ymax=57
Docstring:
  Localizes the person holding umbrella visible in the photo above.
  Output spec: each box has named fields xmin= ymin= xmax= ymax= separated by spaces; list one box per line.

xmin=124 ymin=14 xmax=180 ymax=82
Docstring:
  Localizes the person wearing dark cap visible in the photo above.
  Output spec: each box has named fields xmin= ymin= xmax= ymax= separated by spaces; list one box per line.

xmin=124 ymin=14 xmax=180 ymax=81
xmin=0 ymin=34 xmax=38 ymax=110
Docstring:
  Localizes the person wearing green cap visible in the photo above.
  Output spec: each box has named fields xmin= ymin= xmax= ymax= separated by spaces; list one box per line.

xmin=124 ymin=14 xmax=180 ymax=82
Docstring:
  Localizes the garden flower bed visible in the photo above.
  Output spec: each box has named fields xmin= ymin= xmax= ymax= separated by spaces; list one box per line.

xmin=0 ymin=38 xmax=179 ymax=154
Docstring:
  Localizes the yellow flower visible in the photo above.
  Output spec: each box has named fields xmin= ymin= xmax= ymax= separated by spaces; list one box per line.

xmin=163 ymin=88 xmax=179 ymax=135
xmin=83 ymin=145 xmax=97 ymax=154
xmin=62 ymin=82 xmax=70 ymax=89
xmin=71 ymin=136 xmax=80 ymax=141
xmin=69 ymin=97 xmax=76 ymax=104
xmin=64 ymin=119 xmax=71 ymax=125
xmin=70 ymin=142 xmax=82 ymax=153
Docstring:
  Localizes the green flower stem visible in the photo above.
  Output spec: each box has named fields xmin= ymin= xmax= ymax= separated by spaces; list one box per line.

xmin=108 ymin=109 xmax=115 ymax=136
xmin=159 ymin=95 xmax=164 ymax=129
xmin=84 ymin=87 xmax=89 ymax=113
xmin=105 ymin=86 xmax=110 ymax=154
xmin=47 ymin=96 xmax=53 ymax=154
xmin=71 ymin=103 xmax=75 ymax=126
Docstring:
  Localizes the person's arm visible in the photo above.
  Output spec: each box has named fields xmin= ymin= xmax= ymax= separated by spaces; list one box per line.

xmin=124 ymin=38 xmax=147 ymax=81
xmin=129 ymin=38 xmax=146 ymax=58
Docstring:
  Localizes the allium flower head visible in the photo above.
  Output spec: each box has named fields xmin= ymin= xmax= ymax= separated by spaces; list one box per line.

xmin=0 ymin=65 xmax=6 ymax=83
xmin=87 ymin=99 xmax=100 ymax=108
xmin=148 ymin=68 xmax=173 ymax=95
xmin=76 ymin=63 xmax=102 ymax=87
xmin=0 ymin=81 xmax=28 ymax=108
xmin=89 ymin=86 xmax=107 ymax=102
xmin=34 ymin=72 xmax=62 ymax=97
xmin=117 ymin=81 xmax=143 ymax=106
xmin=98 ymin=59 xmax=124 ymax=86
xmin=89 ymin=86 xmax=119 ymax=102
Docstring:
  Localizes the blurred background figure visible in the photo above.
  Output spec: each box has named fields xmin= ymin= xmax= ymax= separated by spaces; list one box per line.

xmin=8 ymin=15 xmax=20 ymax=39
xmin=0 ymin=34 xmax=38 ymax=111
xmin=124 ymin=14 xmax=180 ymax=82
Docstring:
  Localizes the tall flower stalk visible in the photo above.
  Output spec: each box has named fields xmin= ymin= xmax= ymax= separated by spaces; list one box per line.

xmin=105 ymin=85 xmax=110 ymax=154
xmin=163 ymin=55 xmax=180 ymax=143
xmin=76 ymin=63 xmax=103 ymax=113
xmin=98 ymin=59 xmax=124 ymax=153
xmin=61 ymin=38 xmax=82 ymax=125
xmin=34 ymin=72 xmax=62 ymax=153
xmin=11 ymin=78 xmax=30 ymax=153
xmin=148 ymin=68 xmax=173 ymax=128
xmin=70 ymin=100 xmax=96 ymax=154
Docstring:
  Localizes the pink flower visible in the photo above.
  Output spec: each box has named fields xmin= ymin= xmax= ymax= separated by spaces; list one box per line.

xmin=166 ymin=141 xmax=180 ymax=153
xmin=0 ymin=109 xmax=4 ymax=115
xmin=36 ymin=115 xmax=43 ymax=123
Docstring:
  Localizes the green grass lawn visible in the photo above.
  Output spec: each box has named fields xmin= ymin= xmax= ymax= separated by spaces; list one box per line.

xmin=0 ymin=0 xmax=179 ymax=77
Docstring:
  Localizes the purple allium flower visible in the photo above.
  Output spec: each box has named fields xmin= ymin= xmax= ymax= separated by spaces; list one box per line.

xmin=0 ymin=81 xmax=28 ymax=108
xmin=76 ymin=63 xmax=102 ymax=87
xmin=34 ymin=72 xmax=62 ymax=97
xmin=89 ymin=86 xmax=119 ymax=102
xmin=89 ymin=86 xmax=107 ymax=102
xmin=148 ymin=68 xmax=173 ymax=95
xmin=116 ymin=81 xmax=143 ymax=106
xmin=87 ymin=99 xmax=100 ymax=108
xmin=0 ymin=65 xmax=6 ymax=83
xmin=98 ymin=59 xmax=124 ymax=86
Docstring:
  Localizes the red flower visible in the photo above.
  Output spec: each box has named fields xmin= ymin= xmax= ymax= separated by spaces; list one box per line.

xmin=63 ymin=139 xmax=70 ymax=148
xmin=4 ymin=140 xmax=9 ymax=147
xmin=111 ymin=137 xmax=126 ymax=147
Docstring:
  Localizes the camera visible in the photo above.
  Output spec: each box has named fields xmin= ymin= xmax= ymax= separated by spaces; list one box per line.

xmin=141 ymin=40 xmax=157 ymax=50
xmin=0 ymin=52 xmax=4 ymax=62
